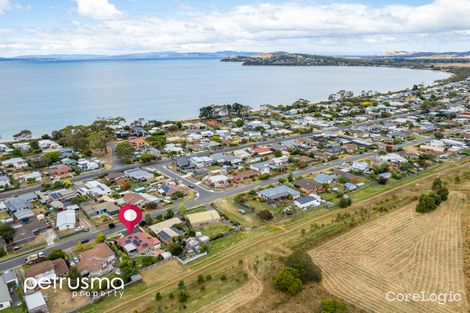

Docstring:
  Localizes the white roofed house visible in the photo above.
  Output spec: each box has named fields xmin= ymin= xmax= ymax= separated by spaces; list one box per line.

xmin=77 ymin=158 xmax=100 ymax=171
xmin=56 ymin=209 xmax=76 ymax=231
xmin=84 ymin=180 xmax=112 ymax=196
xmin=38 ymin=139 xmax=62 ymax=151
xmin=1 ymin=158 xmax=29 ymax=170
xmin=204 ymin=174 xmax=230 ymax=188
xmin=0 ymin=144 xmax=13 ymax=155
xmin=124 ymin=168 xmax=154 ymax=182
xmin=19 ymin=171 xmax=42 ymax=184
xmin=380 ymin=153 xmax=407 ymax=164
xmin=0 ymin=175 xmax=11 ymax=188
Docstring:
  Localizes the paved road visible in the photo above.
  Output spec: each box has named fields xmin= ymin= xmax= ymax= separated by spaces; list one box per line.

xmin=0 ymin=112 xmax=410 ymax=201
xmin=0 ymin=120 xmax=461 ymax=271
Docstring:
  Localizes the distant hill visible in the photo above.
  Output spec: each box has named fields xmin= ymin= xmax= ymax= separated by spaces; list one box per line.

xmin=221 ymin=51 xmax=470 ymax=66
xmin=2 ymin=51 xmax=259 ymax=61
xmin=380 ymin=51 xmax=470 ymax=59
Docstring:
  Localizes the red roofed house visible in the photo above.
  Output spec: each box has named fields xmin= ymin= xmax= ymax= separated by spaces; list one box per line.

xmin=252 ymin=147 xmax=272 ymax=156
xmin=116 ymin=231 xmax=161 ymax=255
xmin=128 ymin=138 xmax=148 ymax=148
xmin=232 ymin=170 xmax=258 ymax=184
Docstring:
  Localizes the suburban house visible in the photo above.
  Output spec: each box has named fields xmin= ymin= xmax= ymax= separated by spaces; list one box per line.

xmin=83 ymin=181 xmax=112 ymax=197
xmin=148 ymin=217 xmax=184 ymax=244
xmin=294 ymin=195 xmax=322 ymax=209
xmin=204 ymin=175 xmax=230 ymax=187
xmin=250 ymin=161 xmax=272 ymax=174
xmin=232 ymin=170 xmax=258 ymax=184
xmin=122 ymin=192 xmax=148 ymax=206
xmin=38 ymin=139 xmax=62 ymax=151
xmin=19 ymin=172 xmax=42 ymax=184
xmin=186 ymin=210 xmax=222 ymax=229
xmin=12 ymin=219 xmax=48 ymax=246
xmin=48 ymin=189 xmax=76 ymax=202
xmin=124 ymin=168 xmax=154 ymax=182
xmin=56 ymin=210 xmax=76 ymax=231
xmin=44 ymin=164 xmax=72 ymax=177
xmin=257 ymin=185 xmax=300 ymax=202
xmin=77 ymin=243 xmax=116 ymax=277
xmin=128 ymin=138 xmax=148 ymax=148
xmin=84 ymin=201 xmax=120 ymax=217
xmin=24 ymin=292 xmax=48 ymax=313
xmin=0 ymin=279 xmax=12 ymax=310
xmin=293 ymin=179 xmax=324 ymax=193
xmin=0 ymin=175 xmax=11 ymax=188
xmin=116 ymin=231 xmax=161 ymax=255
xmin=314 ymin=173 xmax=338 ymax=184
xmin=1 ymin=158 xmax=28 ymax=170
xmin=252 ymin=147 xmax=273 ymax=156
xmin=24 ymin=259 xmax=69 ymax=290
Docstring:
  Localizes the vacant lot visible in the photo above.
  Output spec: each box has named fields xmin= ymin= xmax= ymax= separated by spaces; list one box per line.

xmin=310 ymin=191 xmax=468 ymax=313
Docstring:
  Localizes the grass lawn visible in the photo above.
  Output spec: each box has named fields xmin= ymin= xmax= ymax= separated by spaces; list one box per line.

xmin=200 ymin=224 xmax=232 ymax=239
xmin=0 ymin=305 xmax=25 ymax=313
xmin=350 ymin=162 xmax=456 ymax=202
xmin=186 ymin=206 xmax=208 ymax=213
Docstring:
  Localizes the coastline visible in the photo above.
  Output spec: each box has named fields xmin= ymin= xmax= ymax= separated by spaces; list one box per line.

xmin=0 ymin=63 xmax=451 ymax=142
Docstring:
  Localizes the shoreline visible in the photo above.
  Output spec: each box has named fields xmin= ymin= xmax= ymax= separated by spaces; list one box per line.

xmin=0 ymin=65 xmax=452 ymax=143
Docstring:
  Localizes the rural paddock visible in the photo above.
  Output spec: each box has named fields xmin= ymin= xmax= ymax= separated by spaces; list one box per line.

xmin=310 ymin=191 xmax=468 ymax=313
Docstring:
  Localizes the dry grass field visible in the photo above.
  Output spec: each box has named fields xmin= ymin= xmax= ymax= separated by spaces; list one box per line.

xmin=310 ymin=191 xmax=468 ymax=313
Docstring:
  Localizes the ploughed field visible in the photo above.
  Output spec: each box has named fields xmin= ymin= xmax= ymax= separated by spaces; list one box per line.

xmin=310 ymin=191 xmax=468 ymax=313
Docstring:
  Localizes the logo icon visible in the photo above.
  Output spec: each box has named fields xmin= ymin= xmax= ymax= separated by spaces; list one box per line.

xmin=118 ymin=204 xmax=143 ymax=234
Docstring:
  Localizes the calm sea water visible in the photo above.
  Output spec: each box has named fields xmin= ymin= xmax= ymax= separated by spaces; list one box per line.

xmin=0 ymin=58 xmax=449 ymax=139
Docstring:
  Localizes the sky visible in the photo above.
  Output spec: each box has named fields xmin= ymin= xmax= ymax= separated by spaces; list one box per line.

xmin=0 ymin=0 xmax=469 ymax=56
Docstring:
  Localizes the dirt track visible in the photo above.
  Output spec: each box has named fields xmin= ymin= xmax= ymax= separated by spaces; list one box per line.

xmin=310 ymin=191 xmax=468 ymax=313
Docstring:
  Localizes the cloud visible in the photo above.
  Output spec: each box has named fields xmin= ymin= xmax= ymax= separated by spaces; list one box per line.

xmin=1 ymin=0 xmax=469 ymax=56
xmin=0 ymin=0 xmax=11 ymax=14
xmin=75 ymin=0 xmax=122 ymax=20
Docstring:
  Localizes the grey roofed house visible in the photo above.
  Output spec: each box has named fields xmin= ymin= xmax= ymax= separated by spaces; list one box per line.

xmin=0 ymin=278 xmax=12 ymax=308
xmin=0 ymin=175 xmax=10 ymax=186
xmin=2 ymin=271 xmax=18 ymax=285
xmin=48 ymin=189 xmax=76 ymax=202
xmin=258 ymin=185 xmax=300 ymax=201
xmin=5 ymin=197 xmax=32 ymax=213
xmin=24 ymin=291 xmax=48 ymax=313
xmin=175 ymin=157 xmax=194 ymax=170
xmin=123 ymin=168 xmax=154 ymax=181
xmin=14 ymin=208 xmax=35 ymax=221
xmin=295 ymin=195 xmax=317 ymax=205
xmin=210 ymin=153 xmax=241 ymax=165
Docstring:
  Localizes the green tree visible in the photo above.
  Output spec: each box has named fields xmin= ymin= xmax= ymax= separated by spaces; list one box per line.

xmin=235 ymin=120 xmax=244 ymax=127
xmin=67 ymin=266 xmax=82 ymax=291
xmin=95 ymin=233 xmax=106 ymax=243
xmin=42 ymin=151 xmax=61 ymax=165
xmin=168 ymin=242 xmax=183 ymax=256
xmin=0 ymin=224 xmax=15 ymax=243
xmin=144 ymin=213 xmax=153 ymax=226
xmin=338 ymin=197 xmax=352 ymax=208
xmin=140 ymin=154 xmax=156 ymax=163
xmin=272 ymin=267 xmax=303 ymax=295
xmin=88 ymin=130 xmax=111 ymax=154
xmin=318 ymin=299 xmax=347 ymax=313
xmin=432 ymin=178 xmax=443 ymax=191
xmin=274 ymin=150 xmax=283 ymax=157
xmin=115 ymin=142 xmax=135 ymax=163
xmin=47 ymin=249 xmax=68 ymax=261
xmin=119 ymin=259 xmax=139 ymax=283
xmin=285 ymin=250 xmax=322 ymax=283
xmin=155 ymin=292 xmax=162 ymax=301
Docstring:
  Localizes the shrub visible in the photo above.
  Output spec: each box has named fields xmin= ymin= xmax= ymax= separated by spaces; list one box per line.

xmin=318 ymin=299 xmax=347 ymax=313
xmin=272 ymin=266 xmax=303 ymax=295
xmin=285 ymin=250 xmax=322 ymax=283
xmin=257 ymin=210 xmax=273 ymax=220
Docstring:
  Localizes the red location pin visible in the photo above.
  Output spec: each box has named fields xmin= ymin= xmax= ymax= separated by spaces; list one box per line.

xmin=119 ymin=204 xmax=143 ymax=235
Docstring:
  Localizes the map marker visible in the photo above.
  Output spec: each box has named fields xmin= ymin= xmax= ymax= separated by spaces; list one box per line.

xmin=119 ymin=204 xmax=143 ymax=235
